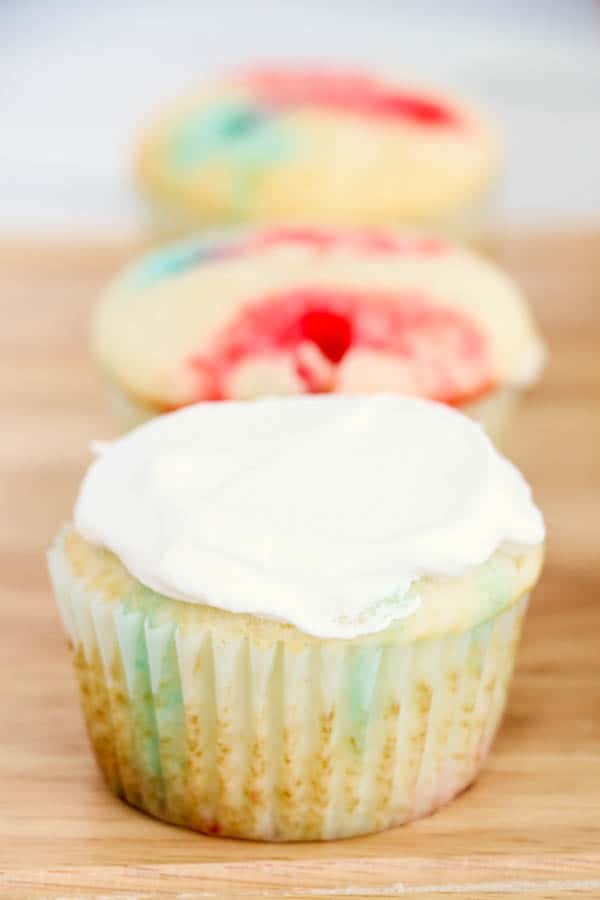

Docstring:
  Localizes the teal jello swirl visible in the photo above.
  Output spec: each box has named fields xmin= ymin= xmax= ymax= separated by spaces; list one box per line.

xmin=168 ymin=102 xmax=293 ymax=216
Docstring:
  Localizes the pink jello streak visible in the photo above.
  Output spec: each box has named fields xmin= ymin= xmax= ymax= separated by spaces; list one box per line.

xmin=188 ymin=286 xmax=495 ymax=406
xmin=216 ymin=226 xmax=446 ymax=262
xmin=240 ymin=66 xmax=463 ymax=129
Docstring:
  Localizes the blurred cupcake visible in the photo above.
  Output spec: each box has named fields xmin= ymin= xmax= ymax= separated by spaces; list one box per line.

xmin=48 ymin=395 xmax=544 ymax=840
xmin=93 ymin=227 xmax=544 ymax=440
xmin=135 ymin=65 xmax=499 ymax=236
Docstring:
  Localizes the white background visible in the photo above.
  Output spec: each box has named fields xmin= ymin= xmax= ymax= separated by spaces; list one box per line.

xmin=2 ymin=0 xmax=600 ymax=235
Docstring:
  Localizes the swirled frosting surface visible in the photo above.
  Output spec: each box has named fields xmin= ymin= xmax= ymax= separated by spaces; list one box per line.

xmin=74 ymin=395 xmax=544 ymax=638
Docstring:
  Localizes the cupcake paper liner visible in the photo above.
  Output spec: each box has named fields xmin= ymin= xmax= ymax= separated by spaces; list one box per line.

xmin=49 ymin=544 xmax=528 ymax=841
xmin=138 ymin=175 xmax=496 ymax=244
xmin=103 ymin=374 xmax=519 ymax=448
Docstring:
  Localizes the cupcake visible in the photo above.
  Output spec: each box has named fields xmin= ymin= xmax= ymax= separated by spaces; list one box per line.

xmin=48 ymin=395 xmax=544 ymax=841
xmin=93 ymin=227 xmax=544 ymax=440
xmin=135 ymin=65 xmax=499 ymax=235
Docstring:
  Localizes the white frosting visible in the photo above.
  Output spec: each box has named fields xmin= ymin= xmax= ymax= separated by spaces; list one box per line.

xmin=74 ymin=395 xmax=544 ymax=639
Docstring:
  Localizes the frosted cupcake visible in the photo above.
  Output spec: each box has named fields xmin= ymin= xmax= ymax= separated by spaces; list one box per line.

xmin=135 ymin=65 xmax=499 ymax=235
xmin=93 ymin=227 xmax=544 ymax=440
xmin=48 ymin=395 xmax=544 ymax=841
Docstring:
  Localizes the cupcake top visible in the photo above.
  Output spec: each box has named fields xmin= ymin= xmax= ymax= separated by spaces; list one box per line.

xmin=135 ymin=65 xmax=499 ymax=225
xmin=74 ymin=395 xmax=544 ymax=639
xmin=93 ymin=227 xmax=544 ymax=413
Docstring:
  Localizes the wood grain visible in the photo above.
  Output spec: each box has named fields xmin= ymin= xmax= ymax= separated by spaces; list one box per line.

xmin=0 ymin=233 xmax=599 ymax=899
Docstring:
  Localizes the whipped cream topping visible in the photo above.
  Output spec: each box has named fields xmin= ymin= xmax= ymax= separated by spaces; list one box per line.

xmin=74 ymin=396 xmax=544 ymax=639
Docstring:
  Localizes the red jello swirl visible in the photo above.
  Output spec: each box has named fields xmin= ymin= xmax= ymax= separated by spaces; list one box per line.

xmin=189 ymin=287 xmax=494 ymax=404
xmin=242 ymin=67 xmax=462 ymax=128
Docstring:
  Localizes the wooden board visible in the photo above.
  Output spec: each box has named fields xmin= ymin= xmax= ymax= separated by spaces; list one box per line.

xmin=0 ymin=233 xmax=599 ymax=899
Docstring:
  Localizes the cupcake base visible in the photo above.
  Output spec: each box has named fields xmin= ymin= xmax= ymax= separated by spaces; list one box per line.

xmin=463 ymin=386 xmax=520 ymax=450
xmin=102 ymin=377 xmax=157 ymax=432
xmin=103 ymin=377 xmax=520 ymax=448
xmin=49 ymin=538 xmax=528 ymax=841
xmin=136 ymin=182 xmax=496 ymax=246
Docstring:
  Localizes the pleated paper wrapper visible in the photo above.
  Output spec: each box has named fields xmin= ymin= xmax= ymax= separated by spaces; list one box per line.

xmin=49 ymin=543 xmax=527 ymax=841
